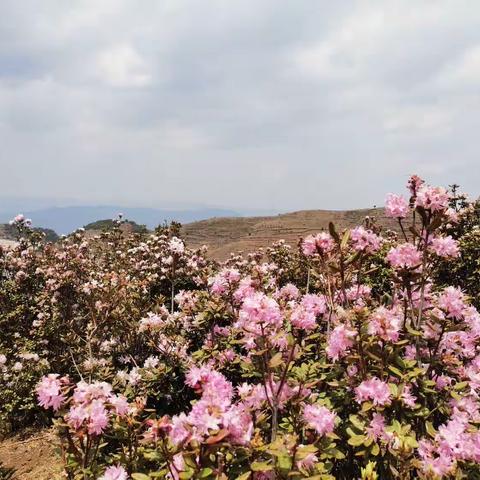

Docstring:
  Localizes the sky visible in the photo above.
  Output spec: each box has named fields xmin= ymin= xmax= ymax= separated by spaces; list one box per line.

xmin=1 ymin=0 xmax=480 ymax=212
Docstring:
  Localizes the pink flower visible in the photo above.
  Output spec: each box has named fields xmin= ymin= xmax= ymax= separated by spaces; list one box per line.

xmin=368 ymin=306 xmax=402 ymax=342
xmin=350 ymin=227 xmax=382 ymax=253
xmin=238 ymin=293 xmax=282 ymax=329
xmin=296 ymin=445 xmax=318 ymax=470
xmin=36 ymin=374 xmax=66 ymax=411
xmin=387 ymin=243 xmax=422 ymax=269
xmin=302 ymin=233 xmax=335 ymax=256
xmin=110 ymin=394 xmax=129 ymax=416
xmin=302 ymin=404 xmax=336 ymax=436
xmin=429 ymin=236 xmax=459 ymax=258
xmin=385 ymin=193 xmax=409 ymax=218
xmin=401 ymin=385 xmax=417 ymax=408
xmin=326 ymin=324 xmax=356 ymax=361
xmin=355 ymin=378 xmax=391 ymax=406
xmin=88 ymin=399 xmax=109 ymax=435
xmin=99 ymin=465 xmax=128 ymax=480
xmin=415 ymin=186 xmax=450 ymax=212
xmin=290 ymin=305 xmax=317 ymax=331
xmin=438 ymin=286 xmax=467 ymax=320
xmin=366 ymin=413 xmax=387 ymax=441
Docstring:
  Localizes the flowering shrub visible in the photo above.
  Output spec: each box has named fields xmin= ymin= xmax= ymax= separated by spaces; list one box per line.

xmin=1 ymin=176 xmax=480 ymax=479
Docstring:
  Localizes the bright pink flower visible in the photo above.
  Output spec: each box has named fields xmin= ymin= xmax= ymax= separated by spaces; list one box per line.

xmin=387 ymin=243 xmax=422 ymax=269
xmin=99 ymin=465 xmax=128 ymax=480
xmin=385 ymin=193 xmax=409 ymax=218
xmin=302 ymin=404 xmax=336 ymax=436
xmin=355 ymin=378 xmax=391 ymax=406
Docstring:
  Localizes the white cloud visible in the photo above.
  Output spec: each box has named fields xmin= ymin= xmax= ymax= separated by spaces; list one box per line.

xmin=96 ymin=44 xmax=152 ymax=88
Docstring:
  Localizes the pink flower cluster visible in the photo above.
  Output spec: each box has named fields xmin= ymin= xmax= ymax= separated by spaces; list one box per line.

xmin=169 ymin=365 xmax=253 ymax=447
xmin=209 ymin=268 xmax=241 ymax=295
xmin=355 ymin=377 xmax=391 ymax=406
xmin=237 ymin=292 xmax=282 ymax=332
xmin=368 ymin=306 xmax=402 ymax=342
xmin=418 ymin=416 xmax=480 ymax=477
xmin=429 ymin=236 xmax=459 ymax=258
xmin=415 ymin=186 xmax=450 ymax=212
xmin=66 ymin=381 xmax=129 ymax=435
xmin=302 ymin=404 xmax=337 ymax=436
xmin=290 ymin=294 xmax=327 ymax=331
xmin=326 ymin=324 xmax=356 ymax=361
xmin=36 ymin=374 xmax=67 ymax=411
xmin=387 ymin=243 xmax=422 ymax=269
xmin=350 ymin=227 xmax=382 ymax=253
xmin=385 ymin=193 xmax=409 ymax=219
xmin=302 ymin=233 xmax=335 ymax=256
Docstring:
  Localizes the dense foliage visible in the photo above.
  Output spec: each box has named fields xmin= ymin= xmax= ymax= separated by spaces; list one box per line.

xmin=0 ymin=177 xmax=479 ymax=480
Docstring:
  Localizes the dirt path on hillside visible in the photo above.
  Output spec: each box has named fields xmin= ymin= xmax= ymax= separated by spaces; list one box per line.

xmin=0 ymin=430 xmax=63 ymax=480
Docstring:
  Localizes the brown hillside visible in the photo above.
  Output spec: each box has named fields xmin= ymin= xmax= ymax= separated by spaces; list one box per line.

xmin=181 ymin=207 xmax=398 ymax=260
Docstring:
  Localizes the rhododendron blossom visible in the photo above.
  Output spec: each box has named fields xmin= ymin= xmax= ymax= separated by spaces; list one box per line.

xmin=302 ymin=232 xmax=335 ymax=256
xmin=387 ymin=243 xmax=422 ymax=269
xmin=99 ymin=465 xmax=128 ymax=480
xmin=355 ymin=378 xmax=392 ymax=406
xmin=385 ymin=193 xmax=409 ymax=218
xmin=302 ymin=404 xmax=337 ymax=436
xmin=326 ymin=324 xmax=356 ymax=361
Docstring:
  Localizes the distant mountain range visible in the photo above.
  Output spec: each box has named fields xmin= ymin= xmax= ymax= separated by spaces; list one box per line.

xmin=0 ymin=206 xmax=242 ymax=235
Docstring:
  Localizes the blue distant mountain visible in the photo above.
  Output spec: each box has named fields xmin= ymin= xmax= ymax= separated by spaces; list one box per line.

xmin=0 ymin=206 xmax=241 ymax=235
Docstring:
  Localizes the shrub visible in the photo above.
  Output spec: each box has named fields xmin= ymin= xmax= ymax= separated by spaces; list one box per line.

xmin=1 ymin=176 xmax=480 ymax=479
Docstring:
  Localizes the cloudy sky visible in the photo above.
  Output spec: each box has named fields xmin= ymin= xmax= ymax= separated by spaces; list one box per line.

xmin=1 ymin=0 xmax=479 ymax=212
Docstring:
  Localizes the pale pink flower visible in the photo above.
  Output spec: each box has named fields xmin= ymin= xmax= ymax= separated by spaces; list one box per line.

xmin=326 ymin=324 xmax=356 ymax=361
xmin=385 ymin=193 xmax=409 ymax=218
xmin=368 ymin=306 xmax=402 ymax=342
xmin=429 ymin=236 xmax=459 ymax=258
xmin=366 ymin=413 xmax=387 ymax=441
xmin=99 ymin=465 xmax=128 ymax=480
xmin=387 ymin=243 xmax=422 ymax=269
xmin=302 ymin=404 xmax=336 ymax=436
xmin=355 ymin=378 xmax=391 ymax=406
xmin=350 ymin=226 xmax=382 ymax=253
xmin=438 ymin=286 xmax=467 ymax=320
xmin=302 ymin=233 xmax=335 ymax=256
xmin=36 ymin=374 xmax=66 ymax=411
xmin=415 ymin=186 xmax=450 ymax=212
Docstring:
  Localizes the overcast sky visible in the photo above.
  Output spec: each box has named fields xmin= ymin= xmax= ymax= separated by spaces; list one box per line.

xmin=1 ymin=0 xmax=479 ymax=212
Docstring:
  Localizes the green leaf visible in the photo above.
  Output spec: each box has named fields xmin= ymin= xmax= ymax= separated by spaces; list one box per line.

xmin=251 ymin=462 xmax=273 ymax=472
xmin=236 ymin=474 xmax=251 ymax=480
xmin=132 ymin=475 xmax=151 ymax=480
xmin=426 ymin=421 xmax=437 ymax=438
xmin=388 ymin=366 xmax=403 ymax=378
xmin=348 ymin=434 xmax=366 ymax=446
xmin=199 ymin=468 xmax=214 ymax=478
